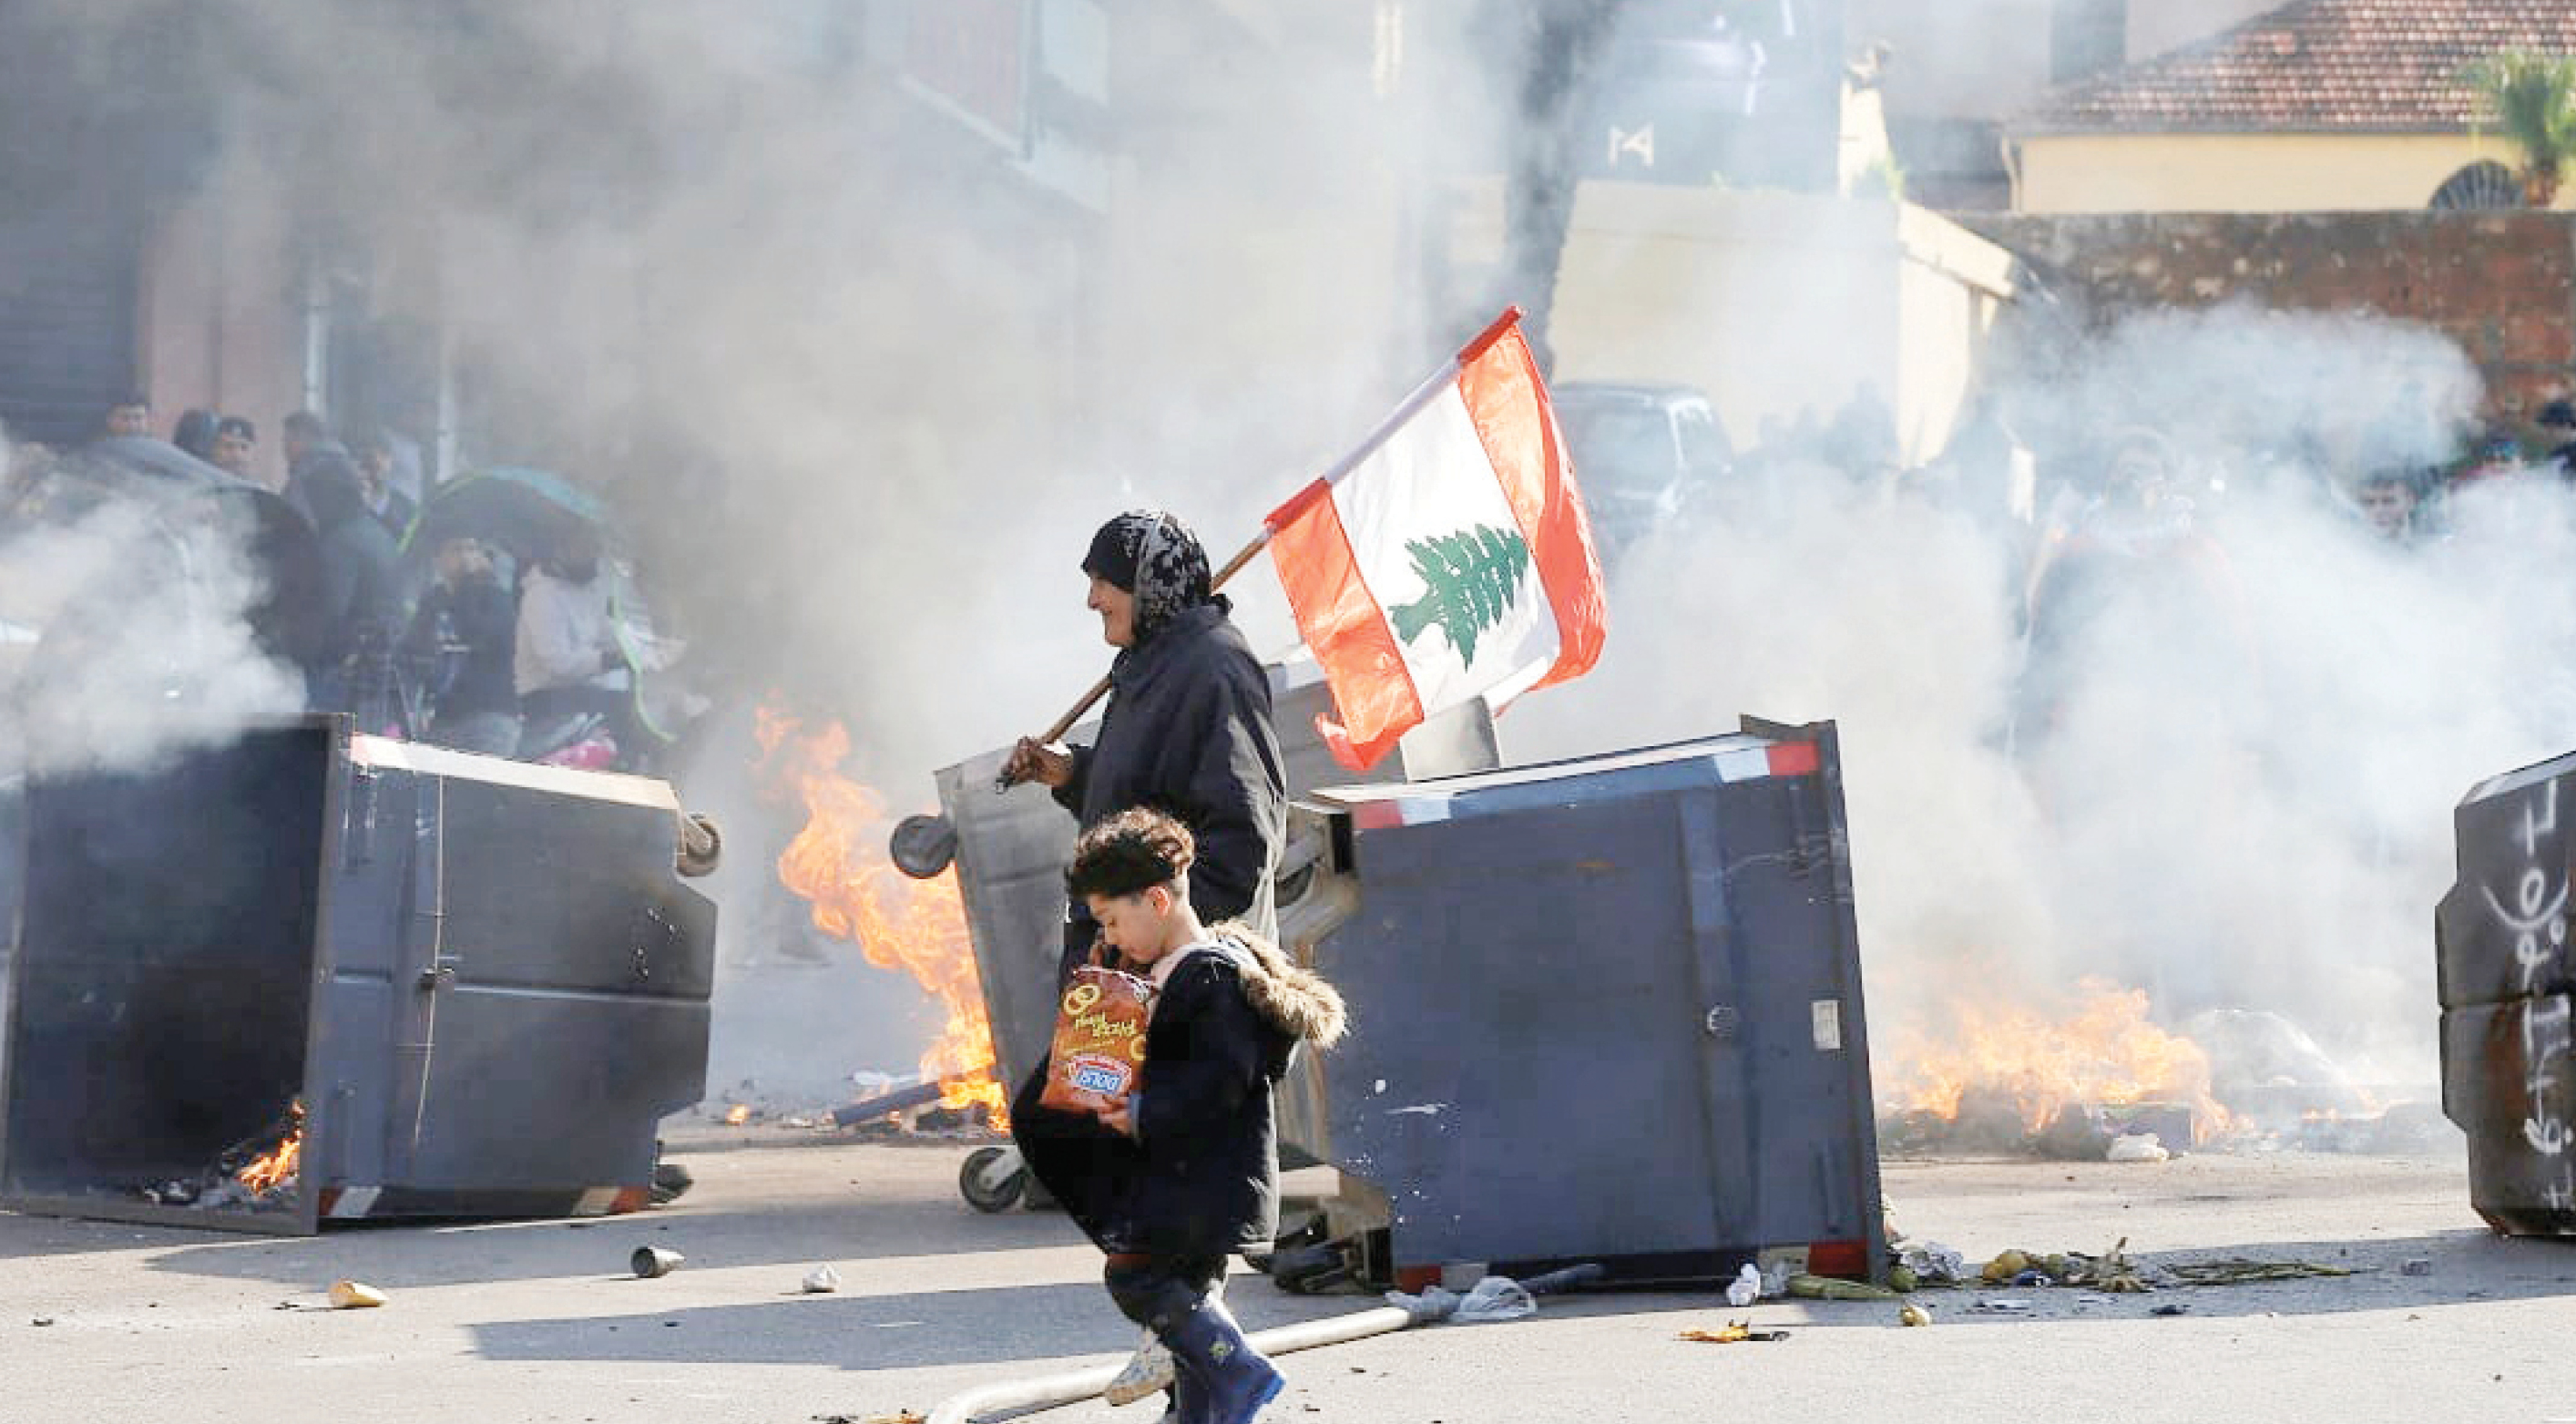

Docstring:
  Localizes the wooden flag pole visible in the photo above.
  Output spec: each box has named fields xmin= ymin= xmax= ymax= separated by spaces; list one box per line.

xmin=1003 ymin=305 xmax=1527 ymax=779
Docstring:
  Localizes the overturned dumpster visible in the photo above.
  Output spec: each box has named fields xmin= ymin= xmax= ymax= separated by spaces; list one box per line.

xmin=935 ymin=659 xmax=1498 ymax=1139
xmin=0 ymin=718 xmax=718 ymax=1234
xmin=1293 ymin=719 xmax=1886 ymax=1288
xmin=2438 ymin=753 xmax=2576 ymax=1236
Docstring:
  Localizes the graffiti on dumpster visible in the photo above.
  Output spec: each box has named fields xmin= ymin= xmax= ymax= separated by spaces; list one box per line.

xmin=2480 ymin=778 xmax=2574 ymax=1207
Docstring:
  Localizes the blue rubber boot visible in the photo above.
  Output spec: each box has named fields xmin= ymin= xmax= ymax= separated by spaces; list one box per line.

xmin=1157 ymin=1293 xmax=1280 ymax=1424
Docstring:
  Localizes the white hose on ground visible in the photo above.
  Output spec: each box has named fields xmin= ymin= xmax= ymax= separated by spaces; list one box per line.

xmin=923 ymin=1304 xmax=1424 ymax=1424
xmin=919 ymin=1265 xmax=1603 ymax=1424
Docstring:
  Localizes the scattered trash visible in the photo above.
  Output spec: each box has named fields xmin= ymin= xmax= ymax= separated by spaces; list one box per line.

xmin=1787 ymin=1274 xmax=1898 ymax=1301
xmin=2073 ymin=1293 xmax=2119 ymax=1308
xmin=1760 ymin=1259 xmax=1794 ymax=1297
xmin=326 ymin=1280 xmax=388 ymax=1310
xmin=632 ymin=1246 xmax=686 ymax=1279
xmin=2009 ymin=1269 xmax=2054 ymax=1287
xmin=1898 ymin=1303 xmax=1933 ymax=1327
xmin=724 ymin=1104 xmax=754 ymax=1126
xmin=2165 ymin=1258 xmax=2354 ymax=1286
xmin=30 ymin=1317 xmax=54 ymax=1327
xmin=1899 ymin=1242 xmax=1968 ymax=1284
xmin=2106 ymin=1133 xmax=2171 ymax=1163
xmin=1680 ymin=1320 xmax=1790 ymax=1344
xmin=1726 ymin=1263 xmax=1763 ymax=1308
xmin=802 ymin=1265 xmax=843 ymax=1295
xmin=1979 ymin=1249 xmax=2035 ymax=1284
xmin=1886 ymin=1265 xmax=1920 ymax=1293
xmin=2151 ymin=1303 xmax=2192 ymax=1317
xmin=1970 ymin=1298 xmax=2031 ymax=1314
xmin=2399 ymin=1258 xmax=2434 ymax=1278
xmin=1452 ymin=1276 xmax=1537 ymax=1323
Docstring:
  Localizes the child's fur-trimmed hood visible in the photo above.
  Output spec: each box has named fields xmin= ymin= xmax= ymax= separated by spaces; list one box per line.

xmin=1210 ymin=921 xmax=1346 ymax=1049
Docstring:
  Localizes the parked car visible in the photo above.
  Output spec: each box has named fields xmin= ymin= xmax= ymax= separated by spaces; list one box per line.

xmin=1554 ymin=381 xmax=1733 ymax=559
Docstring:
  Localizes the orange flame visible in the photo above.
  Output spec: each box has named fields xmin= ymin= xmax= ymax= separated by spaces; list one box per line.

xmin=236 ymin=1101 xmax=305 ymax=1196
xmin=1879 ymin=978 xmax=2229 ymax=1142
xmin=758 ymin=709 xmax=1008 ymax=1128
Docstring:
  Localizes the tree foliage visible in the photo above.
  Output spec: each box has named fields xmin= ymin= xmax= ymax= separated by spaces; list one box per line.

xmin=2463 ymin=48 xmax=2576 ymax=202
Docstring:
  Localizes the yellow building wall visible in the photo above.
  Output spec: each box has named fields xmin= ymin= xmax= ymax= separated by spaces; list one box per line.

xmin=2016 ymin=131 xmax=2552 ymax=213
xmin=1457 ymin=183 xmax=2014 ymax=466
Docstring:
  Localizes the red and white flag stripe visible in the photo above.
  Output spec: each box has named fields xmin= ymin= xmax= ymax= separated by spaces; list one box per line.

xmin=1265 ymin=309 xmax=1608 ymax=771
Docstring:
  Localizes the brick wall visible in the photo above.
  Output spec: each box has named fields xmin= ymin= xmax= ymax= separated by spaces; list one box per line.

xmin=1963 ymin=211 xmax=2576 ymax=418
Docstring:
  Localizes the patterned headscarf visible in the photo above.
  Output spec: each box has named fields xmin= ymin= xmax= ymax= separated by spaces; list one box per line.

xmin=1082 ymin=508 xmax=1219 ymax=641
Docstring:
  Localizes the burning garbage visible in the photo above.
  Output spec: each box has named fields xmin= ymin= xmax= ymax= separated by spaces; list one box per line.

xmin=1876 ymin=979 xmax=2438 ymax=1159
xmin=757 ymin=709 xmax=1009 ymax=1130
xmin=139 ymin=1101 xmax=305 ymax=1213
xmin=1876 ymin=978 xmax=2230 ymax=1153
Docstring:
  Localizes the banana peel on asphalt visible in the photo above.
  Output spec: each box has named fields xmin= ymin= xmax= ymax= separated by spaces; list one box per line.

xmin=1680 ymin=1319 xmax=1790 ymax=1344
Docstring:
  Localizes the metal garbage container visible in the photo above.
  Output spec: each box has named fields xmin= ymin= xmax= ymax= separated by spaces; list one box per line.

xmin=2437 ymin=753 xmax=2575 ymax=1236
xmin=1293 ymin=718 xmax=1886 ymax=1287
xmin=0 ymin=717 xmax=718 ymax=1234
xmin=935 ymin=660 xmax=1498 ymax=1167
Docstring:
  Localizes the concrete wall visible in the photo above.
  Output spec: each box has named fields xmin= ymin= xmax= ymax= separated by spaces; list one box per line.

xmin=138 ymin=178 xmax=309 ymax=490
xmin=1454 ymin=183 xmax=2015 ymax=465
xmin=2015 ymin=131 xmax=2550 ymax=214
xmin=1967 ymin=210 xmax=2576 ymax=415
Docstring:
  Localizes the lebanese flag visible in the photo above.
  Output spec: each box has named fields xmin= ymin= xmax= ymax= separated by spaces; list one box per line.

xmin=1265 ymin=309 xmax=1608 ymax=772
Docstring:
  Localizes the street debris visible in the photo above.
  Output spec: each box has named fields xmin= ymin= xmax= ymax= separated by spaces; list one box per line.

xmin=1679 ymin=1320 xmax=1790 ymax=1344
xmin=811 ymin=1413 xmax=923 ymax=1424
xmin=1970 ymin=1298 xmax=2031 ymax=1313
xmin=2399 ymin=1257 xmax=2434 ymax=1277
xmin=2152 ymin=1303 xmax=2192 ymax=1316
xmin=1898 ymin=1303 xmax=1934 ymax=1327
xmin=1383 ymin=1275 xmax=1538 ymax=1325
xmin=1785 ymin=1274 xmax=1898 ymax=1301
xmin=632 ymin=1246 xmax=685 ymax=1278
xmin=1725 ymin=1263 xmax=1763 ymax=1307
xmin=802 ymin=1265 xmax=843 ymax=1294
xmin=2106 ymin=1132 xmax=2171 ymax=1163
xmin=1897 ymin=1242 xmax=1968 ymax=1284
xmin=724 ymin=1103 xmax=754 ymax=1126
xmin=326 ymin=1280 xmax=388 ymax=1309
xmin=30 ymin=1316 xmax=54 ymax=1327
xmin=2163 ymin=1257 xmax=2354 ymax=1286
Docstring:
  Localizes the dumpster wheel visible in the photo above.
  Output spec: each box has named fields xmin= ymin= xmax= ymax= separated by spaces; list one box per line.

xmin=959 ymin=1144 xmax=1027 ymax=1213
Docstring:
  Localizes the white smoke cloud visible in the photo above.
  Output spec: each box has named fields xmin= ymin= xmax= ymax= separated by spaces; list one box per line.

xmin=1511 ymin=306 xmax=2532 ymax=1091
xmin=0 ymin=492 xmax=306 ymax=779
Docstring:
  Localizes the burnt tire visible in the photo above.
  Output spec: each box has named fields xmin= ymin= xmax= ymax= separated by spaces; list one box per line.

xmin=959 ymin=1145 xmax=1027 ymax=1214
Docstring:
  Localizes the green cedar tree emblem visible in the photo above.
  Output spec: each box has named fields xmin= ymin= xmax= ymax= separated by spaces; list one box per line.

xmin=1388 ymin=523 xmax=1531 ymax=667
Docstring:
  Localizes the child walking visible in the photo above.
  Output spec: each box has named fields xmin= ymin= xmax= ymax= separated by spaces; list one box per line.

xmin=1048 ymin=807 xmax=1344 ymax=1424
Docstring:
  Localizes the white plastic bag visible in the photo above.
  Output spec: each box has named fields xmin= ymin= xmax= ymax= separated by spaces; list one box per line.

xmin=1725 ymin=1263 xmax=1763 ymax=1307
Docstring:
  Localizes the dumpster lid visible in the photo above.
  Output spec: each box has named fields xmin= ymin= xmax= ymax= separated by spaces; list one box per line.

xmin=1309 ymin=725 xmax=1824 ymax=829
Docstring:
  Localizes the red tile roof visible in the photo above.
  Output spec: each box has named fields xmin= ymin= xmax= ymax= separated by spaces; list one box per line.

xmin=2017 ymin=0 xmax=2576 ymax=135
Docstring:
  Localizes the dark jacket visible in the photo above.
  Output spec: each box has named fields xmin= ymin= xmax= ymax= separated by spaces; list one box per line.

xmin=407 ymin=574 xmax=518 ymax=721
xmin=1021 ymin=928 xmax=1346 ymax=1259
xmin=311 ymin=498 xmax=404 ymax=666
xmin=1053 ymin=603 xmax=1286 ymax=969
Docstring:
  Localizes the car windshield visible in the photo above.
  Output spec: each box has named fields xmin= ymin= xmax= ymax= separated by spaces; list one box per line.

xmin=1559 ymin=405 xmax=1677 ymax=497
xmin=1673 ymin=404 xmax=1732 ymax=473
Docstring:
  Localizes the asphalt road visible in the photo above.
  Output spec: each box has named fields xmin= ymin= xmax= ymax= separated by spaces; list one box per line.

xmin=0 ymin=1133 xmax=2566 ymax=1424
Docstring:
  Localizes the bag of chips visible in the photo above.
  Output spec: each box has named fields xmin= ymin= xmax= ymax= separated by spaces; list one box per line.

xmin=1039 ymin=964 xmax=1156 ymax=1113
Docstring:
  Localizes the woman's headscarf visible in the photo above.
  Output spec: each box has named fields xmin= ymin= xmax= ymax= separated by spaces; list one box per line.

xmin=1082 ymin=508 xmax=1222 ymax=641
